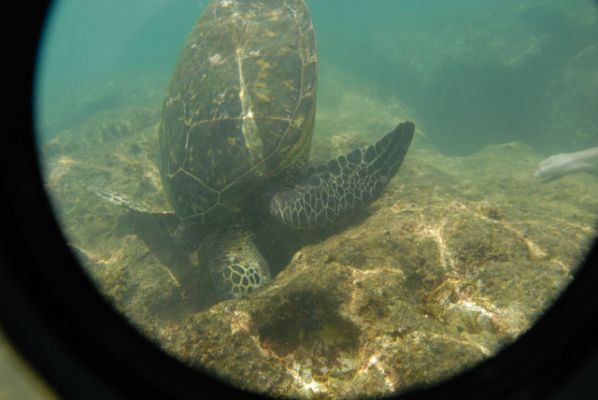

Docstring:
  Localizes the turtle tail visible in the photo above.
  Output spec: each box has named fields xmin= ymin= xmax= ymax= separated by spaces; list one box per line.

xmin=269 ymin=121 xmax=415 ymax=229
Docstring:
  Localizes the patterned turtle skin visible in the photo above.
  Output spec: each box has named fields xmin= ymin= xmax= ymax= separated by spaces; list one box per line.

xmin=145 ymin=0 xmax=415 ymax=300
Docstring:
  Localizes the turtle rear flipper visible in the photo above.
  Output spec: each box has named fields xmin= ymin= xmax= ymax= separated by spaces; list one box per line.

xmin=92 ymin=188 xmax=192 ymax=251
xmin=93 ymin=188 xmax=152 ymax=213
xmin=269 ymin=121 xmax=415 ymax=229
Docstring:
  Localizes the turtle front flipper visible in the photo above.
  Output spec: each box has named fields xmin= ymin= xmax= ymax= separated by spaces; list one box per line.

xmin=269 ymin=121 xmax=415 ymax=229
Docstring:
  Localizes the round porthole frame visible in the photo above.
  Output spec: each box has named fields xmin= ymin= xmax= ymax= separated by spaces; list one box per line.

xmin=1 ymin=1 xmax=598 ymax=398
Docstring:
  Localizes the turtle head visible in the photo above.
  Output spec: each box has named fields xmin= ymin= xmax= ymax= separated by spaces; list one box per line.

xmin=206 ymin=227 xmax=271 ymax=300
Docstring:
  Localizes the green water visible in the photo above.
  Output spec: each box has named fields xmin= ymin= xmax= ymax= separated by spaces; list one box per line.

xmin=36 ymin=0 xmax=598 ymax=153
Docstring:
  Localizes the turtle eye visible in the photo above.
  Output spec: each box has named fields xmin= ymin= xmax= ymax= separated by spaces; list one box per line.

xmin=17 ymin=0 xmax=598 ymax=399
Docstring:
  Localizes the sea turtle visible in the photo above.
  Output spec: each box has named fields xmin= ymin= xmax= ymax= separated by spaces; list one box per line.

xmin=97 ymin=0 xmax=414 ymax=300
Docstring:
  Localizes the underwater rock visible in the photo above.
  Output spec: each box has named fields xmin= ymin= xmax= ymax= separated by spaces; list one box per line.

xmin=42 ymin=107 xmax=160 ymax=159
xmin=42 ymin=94 xmax=598 ymax=398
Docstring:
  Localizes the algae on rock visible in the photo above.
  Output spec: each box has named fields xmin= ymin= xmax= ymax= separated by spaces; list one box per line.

xmin=41 ymin=87 xmax=597 ymax=398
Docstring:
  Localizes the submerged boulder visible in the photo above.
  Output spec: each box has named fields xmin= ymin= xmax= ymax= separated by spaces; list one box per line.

xmin=43 ymin=97 xmax=597 ymax=398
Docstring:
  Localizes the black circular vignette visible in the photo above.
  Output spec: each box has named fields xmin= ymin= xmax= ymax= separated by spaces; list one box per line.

xmin=1 ymin=1 xmax=598 ymax=399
